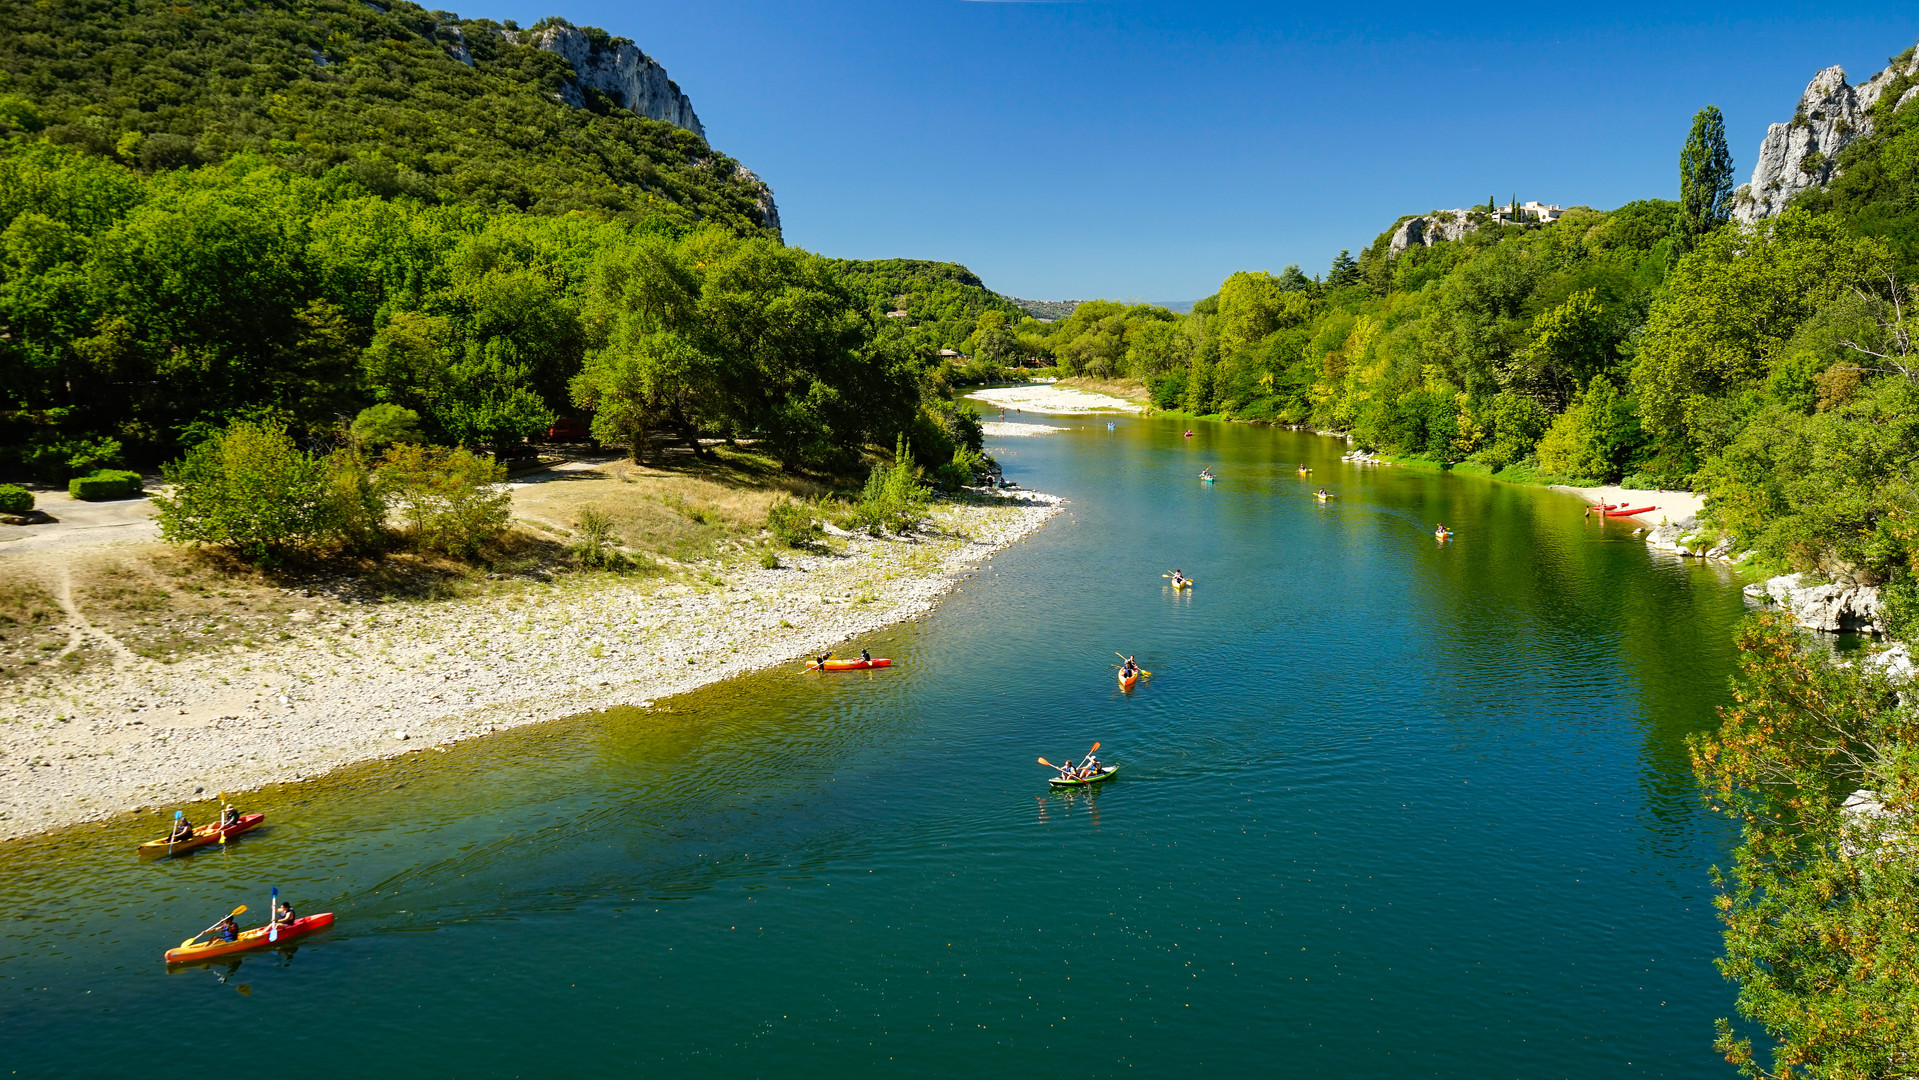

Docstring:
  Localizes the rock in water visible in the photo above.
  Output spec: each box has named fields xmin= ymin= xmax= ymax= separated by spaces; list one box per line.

xmin=1744 ymin=572 xmax=1884 ymax=634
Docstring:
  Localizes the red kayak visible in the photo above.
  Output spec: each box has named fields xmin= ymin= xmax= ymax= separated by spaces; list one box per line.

xmin=806 ymin=658 xmax=892 ymax=671
xmin=1603 ymin=505 xmax=1658 ymax=517
xmin=164 ymin=913 xmax=334 ymax=964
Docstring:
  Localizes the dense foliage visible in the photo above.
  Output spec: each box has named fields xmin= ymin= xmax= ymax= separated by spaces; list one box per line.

xmin=0 ymin=0 xmax=775 ymax=231
xmin=1690 ymin=613 xmax=1919 ymax=1078
xmin=0 ymin=143 xmax=976 ymax=479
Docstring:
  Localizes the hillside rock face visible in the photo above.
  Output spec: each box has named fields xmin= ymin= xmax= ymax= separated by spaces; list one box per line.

xmin=1388 ymin=211 xmax=1483 ymax=256
xmin=1734 ymin=46 xmax=1919 ymax=223
xmin=527 ymin=24 xmax=706 ymax=140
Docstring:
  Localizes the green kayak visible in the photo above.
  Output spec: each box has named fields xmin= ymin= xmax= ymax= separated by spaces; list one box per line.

xmin=1049 ymin=766 xmax=1118 ymax=787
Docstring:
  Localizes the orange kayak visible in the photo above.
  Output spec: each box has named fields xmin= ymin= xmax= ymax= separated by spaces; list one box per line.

xmin=1118 ymin=669 xmax=1138 ymax=690
xmin=806 ymin=658 xmax=892 ymax=671
xmin=138 ymin=813 xmax=264 ymax=858
xmin=165 ymin=912 xmax=334 ymax=964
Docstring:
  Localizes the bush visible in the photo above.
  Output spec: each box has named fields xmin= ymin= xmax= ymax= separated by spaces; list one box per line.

xmin=569 ymin=505 xmax=630 ymax=570
xmin=1881 ymin=568 xmax=1919 ymax=642
xmin=322 ymin=448 xmax=393 ymax=554
xmin=845 ymin=438 xmax=931 ymax=536
xmin=0 ymin=484 xmax=32 ymax=514
xmin=935 ymin=446 xmax=991 ymax=491
xmin=349 ymin=404 xmax=423 ymax=451
xmin=153 ymin=422 xmax=336 ymax=562
xmin=766 ymin=499 xmax=822 ymax=548
xmin=378 ymin=444 xmax=510 ymax=558
xmin=23 ymin=435 xmax=123 ymax=484
xmin=69 ymin=469 xmax=143 ymax=500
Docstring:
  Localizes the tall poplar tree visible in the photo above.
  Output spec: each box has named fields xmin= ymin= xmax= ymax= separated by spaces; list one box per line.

xmin=1673 ymin=105 xmax=1735 ymax=262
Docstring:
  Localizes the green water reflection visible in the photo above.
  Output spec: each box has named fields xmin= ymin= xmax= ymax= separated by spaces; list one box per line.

xmin=1 ymin=414 xmax=1747 ymax=1077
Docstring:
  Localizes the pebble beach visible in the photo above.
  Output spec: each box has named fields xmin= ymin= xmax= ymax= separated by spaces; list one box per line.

xmin=0 ymin=491 xmax=1061 ymax=840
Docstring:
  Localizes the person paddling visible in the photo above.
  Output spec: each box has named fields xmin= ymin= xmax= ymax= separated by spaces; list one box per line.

xmin=220 ymin=802 xmax=241 ymax=829
xmin=814 ymin=651 xmax=833 ymax=669
xmin=216 ymin=914 xmax=239 ymax=942
xmin=1079 ymin=751 xmax=1101 ymax=779
xmin=272 ymin=898 xmax=296 ymax=928
xmin=1120 ymin=655 xmax=1140 ymax=679
xmin=169 ymin=814 xmax=196 ymax=844
xmin=860 ymin=648 xmax=872 ymax=663
xmin=1183 ymin=429 xmax=1194 ymax=438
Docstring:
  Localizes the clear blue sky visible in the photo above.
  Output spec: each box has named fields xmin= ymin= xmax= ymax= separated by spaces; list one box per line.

xmin=457 ymin=1 xmax=1916 ymax=301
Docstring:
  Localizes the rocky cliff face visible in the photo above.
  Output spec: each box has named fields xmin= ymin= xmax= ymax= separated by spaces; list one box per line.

xmin=1733 ymin=45 xmax=1919 ymax=223
xmin=525 ymin=23 xmax=707 ymax=140
xmin=1387 ymin=210 xmax=1487 ymax=256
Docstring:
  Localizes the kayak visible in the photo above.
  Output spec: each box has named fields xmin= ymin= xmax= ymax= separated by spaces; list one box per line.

xmin=138 ymin=813 xmax=264 ymax=858
xmin=1050 ymin=766 xmax=1119 ymax=787
xmin=164 ymin=912 xmax=334 ymax=964
xmin=1602 ymin=505 xmax=1658 ymax=517
xmin=1200 ymin=475 xmax=1216 ymax=482
xmin=1118 ymin=669 xmax=1139 ymax=690
xmin=1314 ymin=493 xmax=1332 ymax=501
xmin=1171 ymin=579 xmax=1193 ymax=590
xmin=806 ymin=658 xmax=892 ymax=671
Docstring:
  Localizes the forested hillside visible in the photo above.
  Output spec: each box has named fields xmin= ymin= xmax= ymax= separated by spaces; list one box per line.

xmin=0 ymin=0 xmax=774 ymax=229
xmin=0 ymin=0 xmax=1017 ymax=482
xmin=1017 ymin=132 xmax=1917 ymax=616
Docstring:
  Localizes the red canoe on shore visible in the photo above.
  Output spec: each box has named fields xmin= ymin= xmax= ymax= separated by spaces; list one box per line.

xmin=1602 ymin=505 xmax=1659 ymax=517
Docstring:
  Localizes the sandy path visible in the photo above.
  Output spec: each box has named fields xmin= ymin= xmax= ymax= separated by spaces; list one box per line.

xmin=0 ymin=491 xmax=1061 ymax=840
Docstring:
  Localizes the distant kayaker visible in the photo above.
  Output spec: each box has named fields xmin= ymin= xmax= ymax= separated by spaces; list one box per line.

xmin=1183 ymin=430 xmax=1194 ymax=438
xmin=1120 ymin=656 xmax=1139 ymax=678
xmin=220 ymin=802 xmax=241 ymax=828
xmin=815 ymin=651 xmax=833 ymax=669
xmin=272 ymin=899 xmax=295 ymax=927
xmin=217 ymin=915 xmax=239 ymax=943
xmin=1080 ymin=752 xmax=1100 ymax=778
xmin=169 ymin=815 xmax=195 ymax=843
xmin=860 ymin=648 xmax=871 ymax=663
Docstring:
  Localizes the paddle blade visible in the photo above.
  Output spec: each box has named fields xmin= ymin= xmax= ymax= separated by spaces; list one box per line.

xmin=268 ymin=887 xmax=278 ymax=943
xmin=1089 ymin=742 xmax=1100 ymax=753
xmin=1037 ymin=757 xmax=1055 ymax=768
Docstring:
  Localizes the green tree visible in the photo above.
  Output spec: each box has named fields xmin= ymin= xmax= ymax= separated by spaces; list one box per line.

xmin=1674 ymin=105 xmax=1735 ymax=261
xmin=1534 ymin=376 xmax=1638 ymax=482
xmin=152 ymin=421 xmax=336 ymax=561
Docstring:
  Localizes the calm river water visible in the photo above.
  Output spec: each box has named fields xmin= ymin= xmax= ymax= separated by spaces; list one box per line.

xmin=1 ymin=413 xmax=1751 ymax=1077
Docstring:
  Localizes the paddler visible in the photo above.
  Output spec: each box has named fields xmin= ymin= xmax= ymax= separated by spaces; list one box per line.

xmin=814 ymin=651 xmax=833 ymax=669
xmin=168 ymin=814 xmax=196 ymax=844
xmin=1080 ymin=751 xmax=1100 ymax=778
xmin=1170 ymin=570 xmax=1186 ymax=588
xmin=271 ymin=898 xmax=296 ymax=928
xmin=219 ymin=801 xmax=241 ymax=829
xmin=1183 ymin=429 xmax=1194 ymax=438
xmin=860 ymin=648 xmax=872 ymax=663
xmin=215 ymin=914 xmax=239 ymax=943
xmin=1120 ymin=655 xmax=1140 ymax=679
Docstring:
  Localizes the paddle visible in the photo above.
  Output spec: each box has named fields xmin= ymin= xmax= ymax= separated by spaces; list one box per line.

xmin=269 ymin=886 xmax=279 ymax=943
xmin=167 ymin=810 xmax=182 ymax=855
xmin=183 ymin=905 xmax=247 ymax=949
xmin=1113 ymin=654 xmax=1153 ymax=677
xmin=218 ymin=794 xmax=226 ymax=845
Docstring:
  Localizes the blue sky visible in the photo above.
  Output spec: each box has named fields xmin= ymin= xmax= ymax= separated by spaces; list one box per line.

xmin=457 ymin=1 xmax=1917 ymax=301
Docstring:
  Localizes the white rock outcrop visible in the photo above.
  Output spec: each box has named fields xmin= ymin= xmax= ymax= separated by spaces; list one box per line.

xmin=1743 ymin=572 xmax=1884 ymax=634
xmin=1864 ymin=643 xmax=1915 ymax=685
xmin=1734 ymin=45 xmax=1919 ymax=223
xmin=1387 ymin=211 xmax=1485 ymax=256
xmin=526 ymin=23 xmax=706 ymax=139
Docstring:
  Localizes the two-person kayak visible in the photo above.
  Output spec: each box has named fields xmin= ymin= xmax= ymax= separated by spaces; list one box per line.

xmin=805 ymin=658 xmax=892 ymax=671
xmin=137 ymin=814 xmax=264 ymax=858
xmin=1049 ymin=765 xmax=1118 ymax=787
xmin=164 ymin=913 xmax=335 ymax=964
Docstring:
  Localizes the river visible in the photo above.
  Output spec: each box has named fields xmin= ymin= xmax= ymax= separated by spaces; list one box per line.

xmin=0 ymin=413 xmax=1750 ymax=1077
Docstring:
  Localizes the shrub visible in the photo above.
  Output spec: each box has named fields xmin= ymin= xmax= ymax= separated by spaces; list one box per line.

xmin=69 ymin=469 xmax=143 ymax=500
xmin=378 ymin=444 xmax=510 ymax=558
xmin=349 ymin=404 xmax=423 ymax=451
xmin=23 ymin=435 xmax=122 ymax=483
xmin=845 ymin=438 xmax=931 ymax=536
xmin=758 ymin=548 xmax=781 ymax=569
xmin=322 ymin=449 xmax=393 ymax=554
xmin=766 ymin=500 xmax=822 ymax=548
xmin=569 ymin=505 xmax=630 ymax=570
xmin=153 ymin=422 xmax=336 ymax=562
xmin=935 ymin=446 xmax=991 ymax=491
xmin=0 ymin=484 xmax=32 ymax=514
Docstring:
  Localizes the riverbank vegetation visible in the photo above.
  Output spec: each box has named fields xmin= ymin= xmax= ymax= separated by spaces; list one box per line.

xmin=1691 ymin=613 xmax=1919 ymax=1077
xmin=1005 ymin=109 xmax=1918 ymax=602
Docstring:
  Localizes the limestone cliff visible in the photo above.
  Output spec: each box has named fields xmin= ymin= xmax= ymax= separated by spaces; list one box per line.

xmin=1733 ymin=44 xmax=1919 ymax=223
xmin=523 ymin=22 xmax=706 ymax=140
xmin=1388 ymin=211 xmax=1486 ymax=256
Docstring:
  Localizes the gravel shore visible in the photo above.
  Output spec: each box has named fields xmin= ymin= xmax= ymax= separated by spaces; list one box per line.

xmin=0 ymin=491 xmax=1061 ymax=841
